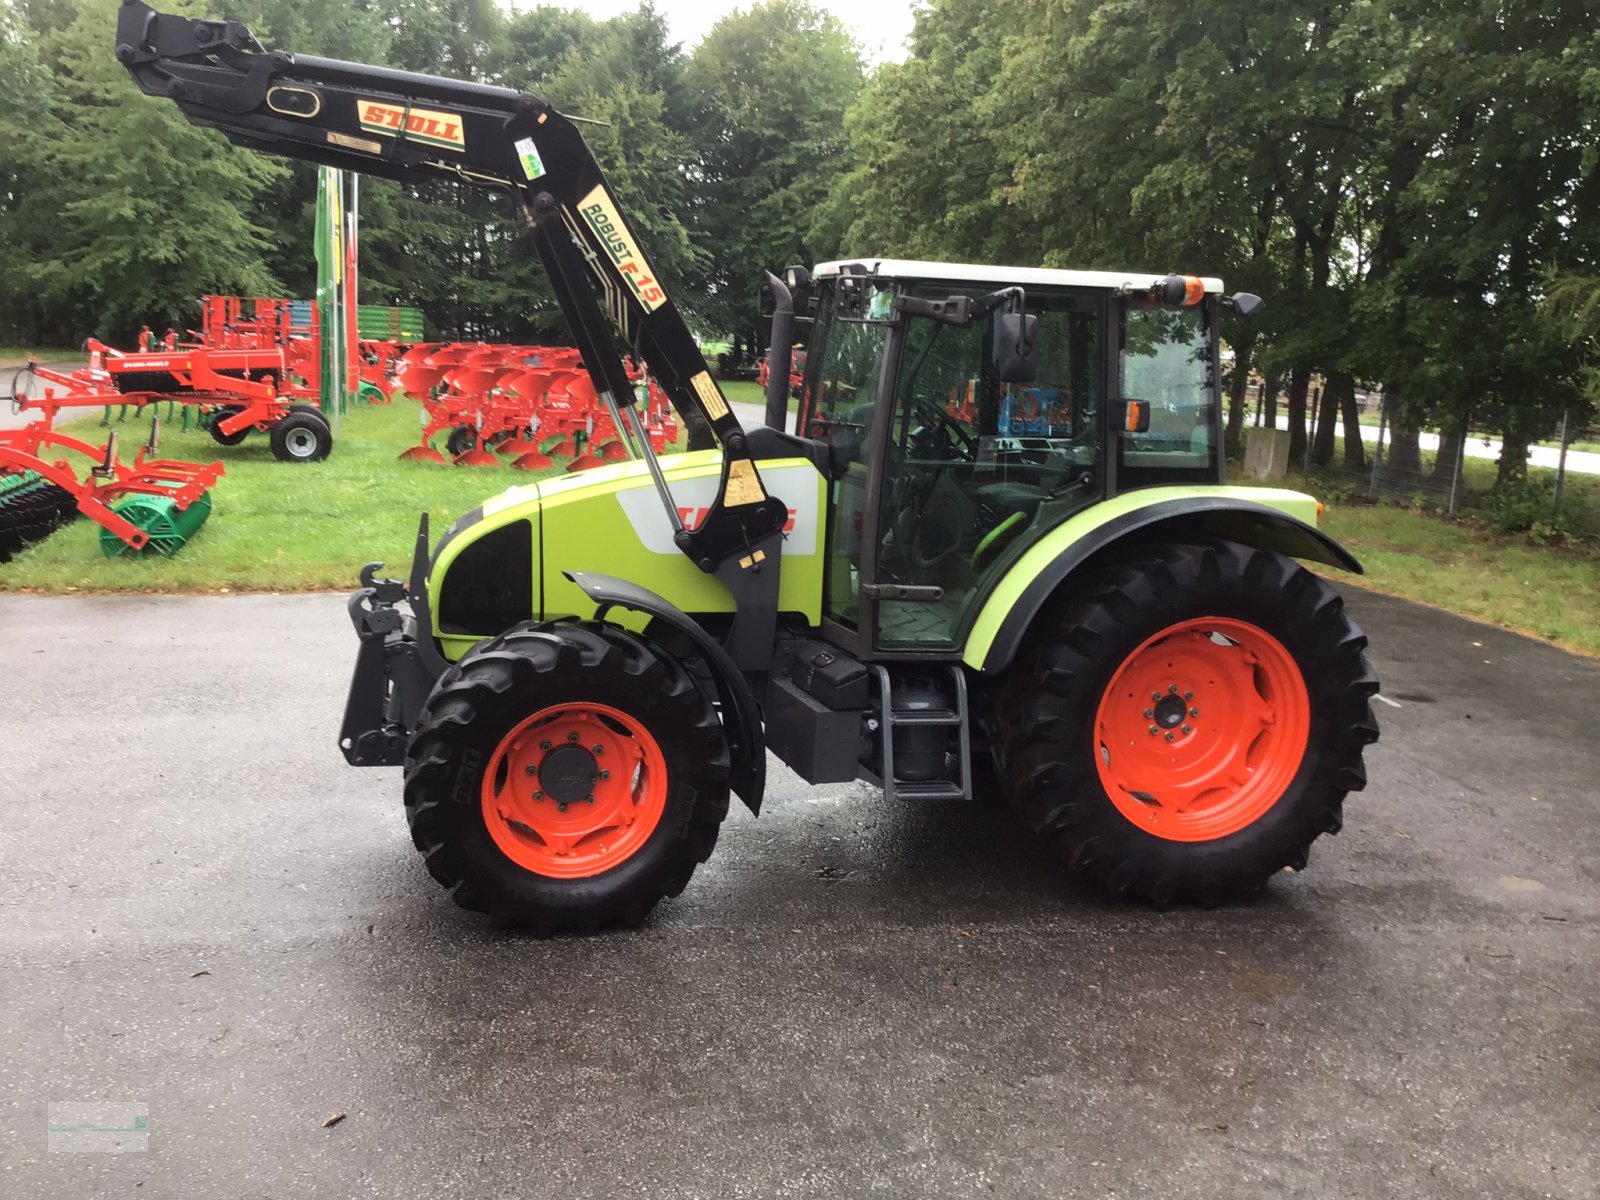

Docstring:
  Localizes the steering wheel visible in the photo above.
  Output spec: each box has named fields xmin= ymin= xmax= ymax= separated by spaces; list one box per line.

xmin=912 ymin=398 xmax=975 ymax=459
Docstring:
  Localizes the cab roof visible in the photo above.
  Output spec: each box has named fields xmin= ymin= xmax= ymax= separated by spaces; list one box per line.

xmin=812 ymin=258 xmax=1225 ymax=295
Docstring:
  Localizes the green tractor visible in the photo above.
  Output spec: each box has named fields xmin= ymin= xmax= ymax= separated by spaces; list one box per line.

xmin=122 ymin=3 xmax=1378 ymax=932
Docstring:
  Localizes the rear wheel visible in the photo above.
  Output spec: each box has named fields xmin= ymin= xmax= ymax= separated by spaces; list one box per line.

xmin=990 ymin=540 xmax=1378 ymax=904
xmin=446 ymin=425 xmax=477 ymax=458
xmin=403 ymin=622 xmax=731 ymax=932
xmin=269 ymin=406 xmax=332 ymax=462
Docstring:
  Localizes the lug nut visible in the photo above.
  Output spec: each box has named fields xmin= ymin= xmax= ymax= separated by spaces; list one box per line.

xmin=1184 ymin=691 xmax=1195 ymax=700
xmin=540 ymin=740 xmax=552 ymax=752
xmin=1181 ymin=724 xmax=1192 ymax=734
xmin=567 ymin=732 xmax=579 ymax=743
xmin=1165 ymin=732 xmax=1175 ymax=742
xmin=1168 ymin=684 xmax=1179 ymax=694
xmin=1148 ymin=725 xmax=1159 ymax=735
xmin=1143 ymin=708 xmax=1154 ymax=718
xmin=525 ymin=765 xmax=538 ymax=776
xmin=1152 ymin=691 xmax=1162 ymax=702
xmin=599 ymin=770 xmax=610 ymax=780
xmin=592 ymin=744 xmax=603 ymax=755
xmin=533 ymin=791 xmax=543 ymax=800
xmin=1190 ymin=707 xmax=1200 ymax=717
xmin=585 ymin=793 xmax=595 ymax=804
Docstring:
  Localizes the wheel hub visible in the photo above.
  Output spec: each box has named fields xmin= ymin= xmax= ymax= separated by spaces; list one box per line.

xmin=1152 ymin=693 xmax=1188 ymax=729
xmin=538 ymin=744 xmax=598 ymax=804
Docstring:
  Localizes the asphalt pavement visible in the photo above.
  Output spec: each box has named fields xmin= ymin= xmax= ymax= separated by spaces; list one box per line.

xmin=0 ymin=587 xmax=1596 ymax=1199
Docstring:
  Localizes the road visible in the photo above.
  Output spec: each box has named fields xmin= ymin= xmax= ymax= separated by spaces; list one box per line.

xmin=0 ymin=588 xmax=1595 ymax=1198
xmin=1264 ymin=411 xmax=1600 ymax=476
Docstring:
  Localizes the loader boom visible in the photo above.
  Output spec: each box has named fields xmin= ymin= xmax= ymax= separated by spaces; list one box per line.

xmin=114 ymin=0 xmax=788 ymax=575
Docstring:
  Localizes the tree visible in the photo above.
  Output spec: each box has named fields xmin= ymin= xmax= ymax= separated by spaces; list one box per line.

xmin=25 ymin=0 xmax=285 ymax=341
xmin=684 ymin=0 xmax=865 ymax=353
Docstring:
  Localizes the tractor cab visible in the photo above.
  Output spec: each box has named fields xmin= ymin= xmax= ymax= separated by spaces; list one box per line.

xmin=788 ymin=260 xmax=1228 ymax=656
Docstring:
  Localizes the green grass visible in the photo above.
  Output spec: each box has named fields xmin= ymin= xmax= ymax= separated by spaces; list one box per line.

xmin=717 ymin=378 xmax=801 ymax=413
xmin=1259 ymin=471 xmax=1600 ymax=656
xmin=0 ymin=346 xmax=83 ymax=368
xmin=0 ymin=400 xmax=575 ymax=594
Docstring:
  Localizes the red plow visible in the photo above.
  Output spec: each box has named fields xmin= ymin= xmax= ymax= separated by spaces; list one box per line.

xmin=393 ymin=342 xmax=678 ymax=471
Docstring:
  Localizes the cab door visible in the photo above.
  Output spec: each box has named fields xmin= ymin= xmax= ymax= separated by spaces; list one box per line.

xmin=797 ymin=289 xmax=894 ymax=639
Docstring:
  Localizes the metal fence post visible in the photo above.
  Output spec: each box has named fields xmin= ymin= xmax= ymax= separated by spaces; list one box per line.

xmin=1552 ymin=407 xmax=1570 ymax=515
xmin=1369 ymin=403 xmax=1387 ymax=500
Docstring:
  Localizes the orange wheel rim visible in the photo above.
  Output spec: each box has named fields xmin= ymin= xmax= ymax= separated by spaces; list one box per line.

xmin=480 ymin=702 xmax=668 ymax=878
xmin=1093 ymin=618 xmax=1310 ymax=843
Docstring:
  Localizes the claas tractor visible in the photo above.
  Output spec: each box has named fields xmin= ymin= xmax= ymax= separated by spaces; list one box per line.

xmin=121 ymin=3 xmax=1379 ymax=933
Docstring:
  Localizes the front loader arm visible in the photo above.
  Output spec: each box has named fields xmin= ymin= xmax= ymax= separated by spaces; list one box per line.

xmin=114 ymin=0 xmax=788 ymax=576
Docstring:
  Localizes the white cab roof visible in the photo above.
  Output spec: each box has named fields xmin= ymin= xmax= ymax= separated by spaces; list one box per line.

xmin=812 ymin=258 xmax=1225 ymax=294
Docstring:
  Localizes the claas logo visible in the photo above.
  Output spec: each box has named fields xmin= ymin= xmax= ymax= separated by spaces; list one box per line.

xmin=357 ymin=100 xmax=466 ymax=152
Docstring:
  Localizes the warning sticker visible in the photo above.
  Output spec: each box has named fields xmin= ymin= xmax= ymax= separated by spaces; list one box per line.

xmin=514 ymin=136 xmax=546 ymax=181
xmin=723 ymin=458 xmax=767 ymax=506
xmin=689 ymin=370 xmax=730 ymax=421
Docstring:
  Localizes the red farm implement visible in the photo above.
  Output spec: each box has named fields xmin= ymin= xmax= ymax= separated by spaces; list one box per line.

xmin=15 ymin=308 xmax=337 ymax=463
xmin=393 ymin=342 xmax=678 ymax=470
xmin=0 ymin=419 xmax=223 ymax=561
xmin=756 ymin=345 xmax=805 ymax=398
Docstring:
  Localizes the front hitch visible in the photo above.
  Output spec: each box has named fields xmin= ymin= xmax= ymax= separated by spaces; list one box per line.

xmin=337 ymin=514 xmax=448 ymax=766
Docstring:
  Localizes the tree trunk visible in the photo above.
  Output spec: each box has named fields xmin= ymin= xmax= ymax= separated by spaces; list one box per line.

xmin=1496 ymin=411 xmax=1531 ymax=487
xmin=1261 ymin=371 xmax=1280 ymax=428
xmin=1312 ymin=373 xmax=1346 ymax=467
xmin=1285 ymin=365 xmax=1311 ymax=464
xmin=1225 ymin=335 xmax=1255 ymax=458
xmin=1432 ymin=411 xmax=1468 ymax=482
xmin=1382 ymin=387 xmax=1423 ymax=476
xmin=1340 ymin=382 xmax=1366 ymax=470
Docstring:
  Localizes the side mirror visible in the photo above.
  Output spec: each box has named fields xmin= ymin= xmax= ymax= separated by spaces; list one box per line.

xmin=1224 ymin=291 xmax=1264 ymax=318
xmin=1117 ymin=399 xmax=1151 ymax=434
xmin=992 ymin=311 xmax=1039 ymax=384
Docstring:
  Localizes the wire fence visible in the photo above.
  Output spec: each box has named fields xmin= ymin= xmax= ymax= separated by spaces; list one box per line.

xmin=1238 ymin=386 xmax=1600 ymax=547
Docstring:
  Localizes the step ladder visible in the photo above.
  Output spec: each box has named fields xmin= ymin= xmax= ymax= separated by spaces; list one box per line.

xmin=862 ymin=664 xmax=972 ymax=802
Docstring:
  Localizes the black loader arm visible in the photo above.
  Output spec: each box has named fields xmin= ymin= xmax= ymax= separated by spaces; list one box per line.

xmin=114 ymin=0 xmax=787 ymax=577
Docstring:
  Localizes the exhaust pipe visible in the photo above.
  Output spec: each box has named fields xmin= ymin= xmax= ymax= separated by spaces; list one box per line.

xmin=762 ymin=271 xmax=794 ymax=433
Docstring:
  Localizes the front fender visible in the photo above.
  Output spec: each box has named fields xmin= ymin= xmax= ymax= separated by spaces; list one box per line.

xmin=965 ymin=487 xmax=1362 ymax=675
xmin=564 ymin=570 xmax=766 ymax=815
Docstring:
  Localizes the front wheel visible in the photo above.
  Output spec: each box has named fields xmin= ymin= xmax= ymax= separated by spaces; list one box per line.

xmin=403 ymin=622 xmax=731 ymax=932
xmin=990 ymin=540 xmax=1379 ymax=905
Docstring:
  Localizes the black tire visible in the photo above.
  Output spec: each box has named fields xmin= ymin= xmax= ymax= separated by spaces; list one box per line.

xmin=206 ymin=407 xmax=251 ymax=446
xmin=446 ymin=425 xmax=477 ymax=458
xmin=989 ymin=540 xmax=1379 ymax=905
xmin=268 ymin=407 xmax=332 ymax=462
xmin=403 ymin=621 xmax=731 ymax=932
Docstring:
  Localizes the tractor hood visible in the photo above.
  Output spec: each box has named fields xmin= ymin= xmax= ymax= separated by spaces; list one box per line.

xmin=427 ymin=451 xmax=827 ymax=660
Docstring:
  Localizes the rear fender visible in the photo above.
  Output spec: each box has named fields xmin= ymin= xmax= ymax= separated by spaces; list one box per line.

xmin=564 ymin=571 xmax=766 ymax=815
xmin=967 ymin=490 xmax=1362 ymax=675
